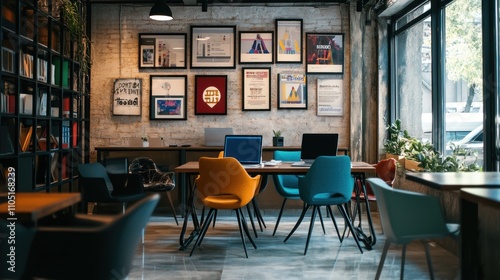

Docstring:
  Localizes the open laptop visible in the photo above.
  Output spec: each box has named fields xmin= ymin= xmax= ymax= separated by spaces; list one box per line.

xmin=223 ymin=135 xmax=263 ymax=168
xmin=292 ymin=133 xmax=339 ymax=167
xmin=204 ymin=128 xmax=234 ymax=146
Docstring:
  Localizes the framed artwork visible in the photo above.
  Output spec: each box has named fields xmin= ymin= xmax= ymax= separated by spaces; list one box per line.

xmin=150 ymin=75 xmax=187 ymax=120
xmin=277 ymin=73 xmax=307 ymax=109
xmin=138 ymin=33 xmax=187 ymax=69
xmin=317 ymin=78 xmax=344 ymax=116
xmin=275 ymin=19 xmax=303 ymax=63
xmin=190 ymin=26 xmax=236 ymax=68
xmin=194 ymin=75 xmax=227 ymax=115
xmin=306 ymin=33 xmax=345 ymax=74
xmin=242 ymin=67 xmax=271 ymax=111
xmin=112 ymin=78 xmax=142 ymax=116
xmin=239 ymin=31 xmax=274 ymax=64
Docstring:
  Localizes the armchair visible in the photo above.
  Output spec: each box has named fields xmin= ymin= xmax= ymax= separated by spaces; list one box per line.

xmin=129 ymin=157 xmax=178 ymax=225
xmin=78 ymin=162 xmax=146 ymax=214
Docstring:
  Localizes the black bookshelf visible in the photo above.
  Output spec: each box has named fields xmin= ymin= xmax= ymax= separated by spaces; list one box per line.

xmin=0 ymin=0 xmax=89 ymax=193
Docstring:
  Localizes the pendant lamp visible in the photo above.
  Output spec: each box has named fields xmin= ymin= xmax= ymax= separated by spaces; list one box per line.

xmin=149 ymin=0 xmax=173 ymax=21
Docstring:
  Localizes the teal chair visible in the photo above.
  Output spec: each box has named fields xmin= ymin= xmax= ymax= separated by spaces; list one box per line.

xmin=367 ymin=178 xmax=460 ymax=280
xmin=284 ymin=156 xmax=363 ymax=255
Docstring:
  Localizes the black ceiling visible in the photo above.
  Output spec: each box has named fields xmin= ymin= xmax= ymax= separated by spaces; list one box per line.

xmin=88 ymin=0 xmax=350 ymax=5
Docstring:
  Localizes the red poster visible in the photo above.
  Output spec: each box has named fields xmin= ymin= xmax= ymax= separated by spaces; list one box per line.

xmin=194 ymin=75 xmax=227 ymax=115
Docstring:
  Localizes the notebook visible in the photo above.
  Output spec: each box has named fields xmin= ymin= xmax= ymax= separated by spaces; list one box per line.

xmin=204 ymin=128 xmax=234 ymax=146
xmin=223 ymin=135 xmax=263 ymax=167
xmin=292 ymin=133 xmax=339 ymax=167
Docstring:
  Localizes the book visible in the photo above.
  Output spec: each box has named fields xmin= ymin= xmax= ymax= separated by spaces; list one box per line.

xmin=19 ymin=51 xmax=33 ymax=78
xmin=19 ymin=124 xmax=33 ymax=152
xmin=37 ymin=58 xmax=48 ymax=82
xmin=2 ymin=47 xmax=15 ymax=73
xmin=50 ymin=152 xmax=59 ymax=182
xmin=19 ymin=93 xmax=33 ymax=115
xmin=38 ymin=91 xmax=48 ymax=115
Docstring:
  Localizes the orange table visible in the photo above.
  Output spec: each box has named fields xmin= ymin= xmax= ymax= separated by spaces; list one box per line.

xmin=0 ymin=193 xmax=81 ymax=226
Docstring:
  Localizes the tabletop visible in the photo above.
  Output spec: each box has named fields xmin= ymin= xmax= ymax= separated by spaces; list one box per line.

xmin=406 ymin=172 xmax=500 ymax=191
xmin=175 ymin=161 xmax=375 ymax=174
xmin=0 ymin=193 xmax=81 ymax=223
xmin=461 ymin=188 xmax=500 ymax=210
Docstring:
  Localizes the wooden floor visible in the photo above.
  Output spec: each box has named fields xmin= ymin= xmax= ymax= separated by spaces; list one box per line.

xmin=128 ymin=210 xmax=459 ymax=280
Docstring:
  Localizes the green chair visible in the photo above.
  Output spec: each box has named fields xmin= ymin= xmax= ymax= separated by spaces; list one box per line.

xmin=284 ymin=156 xmax=363 ymax=255
xmin=367 ymin=178 xmax=460 ymax=280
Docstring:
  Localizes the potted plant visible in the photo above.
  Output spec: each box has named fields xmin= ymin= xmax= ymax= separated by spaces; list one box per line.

xmin=272 ymin=130 xmax=284 ymax=147
xmin=141 ymin=136 xmax=149 ymax=147
xmin=383 ymin=119 xmax=406 ymax=165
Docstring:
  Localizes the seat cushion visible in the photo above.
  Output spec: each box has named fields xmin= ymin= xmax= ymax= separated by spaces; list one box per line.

xmin=143 ymin=183 xmax=175 ymax=192
xmin=203 ymin=194 xmax=242 ymax=209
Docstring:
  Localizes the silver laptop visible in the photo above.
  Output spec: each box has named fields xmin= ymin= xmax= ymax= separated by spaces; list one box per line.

xmin=204 ymin=128 xmax=233 ymax=146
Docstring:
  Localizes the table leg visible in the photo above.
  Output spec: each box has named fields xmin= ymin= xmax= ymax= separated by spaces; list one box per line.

xmin=352 ymin=173 xmax=376 ymax=249
xmin=461 ymin=198 xmax=480 ymax=279
xmin=179 ymin=174 xmax=201 ymax=250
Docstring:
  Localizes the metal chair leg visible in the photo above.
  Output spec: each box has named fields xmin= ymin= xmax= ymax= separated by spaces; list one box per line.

xmin=304 ymin=205 xmax=318 ymax=255
xmin=423 ymin=241 xmax=435 ymax=280
xmin=272 ymin=198 xmax=287 ymax=236
xmin=284 ymin=204 xmax=311 ymax=243
xmin=165 ymin=191 xmax=179 ymax=226
xmin=375 ymin=240 xmax=391 ymax=280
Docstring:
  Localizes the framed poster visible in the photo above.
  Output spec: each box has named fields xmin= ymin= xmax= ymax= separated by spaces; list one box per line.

xmin=317 ymin=78 xmax=344 ymax=116
xmin=275 ymin=19 xmax=303 ymax=63
xmin=112 ymin=78 xmax=141 ymax=116
xmin=150 ymin=75 xmax=187 ymax=120
xmin=194 ymin=75 xmax=227 ymax=115
xmin=277 ymin=73 xmax=307 ymax=109
xmin=306 ymin=33 xmax=345 ymax=74
xmin=138 ymin=33 xmax=187 ymax=69
xmin=239 ymin=31 xmax=274 ymax=64
xmin=242 ymin=68 xmax=271 ymax=111
xmin=190 ymin=26 xmax=236 ymax=69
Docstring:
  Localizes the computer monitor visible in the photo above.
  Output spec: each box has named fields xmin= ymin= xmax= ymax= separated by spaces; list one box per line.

xmin=300 ymin=133 xmax=339 ymax=163
xmin=223 ymin=135 xmax=263 ymax=165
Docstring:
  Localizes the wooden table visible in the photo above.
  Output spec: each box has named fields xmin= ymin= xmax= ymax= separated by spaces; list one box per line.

xmin=175 ymin=161 xmax=376 ymax=250
xmin=461 ymin=187 xmax=500 ymax=280
xmin=406 ymin=172 xmax=500 ymax=279
xmin=0 ymin=193 xmax=81 ymax=226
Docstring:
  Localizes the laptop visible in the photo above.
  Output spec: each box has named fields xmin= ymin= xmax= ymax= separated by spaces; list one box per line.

xmin=204 ymin=128 xmax=234 ymax=146
xmin=292 ymin=133 xmax=339 ymax=167
xmin=223 ymin=135 xmax=263 ymax=167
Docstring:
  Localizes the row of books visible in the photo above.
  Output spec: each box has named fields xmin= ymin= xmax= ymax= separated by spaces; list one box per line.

xmin=1 ymin=90 xmax=77 ymax=118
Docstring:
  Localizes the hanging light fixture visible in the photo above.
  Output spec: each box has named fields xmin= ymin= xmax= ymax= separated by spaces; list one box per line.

xmin=149 ymin=0 xmax=173 ymax=21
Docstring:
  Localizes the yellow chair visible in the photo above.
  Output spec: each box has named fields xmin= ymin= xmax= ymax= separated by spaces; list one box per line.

xmin=190 ymin=157 xmax=261 ymax=258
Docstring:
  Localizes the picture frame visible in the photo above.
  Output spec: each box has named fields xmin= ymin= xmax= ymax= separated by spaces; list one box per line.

xmin=194 ymin=75 xmax=227 ymax=115
xmin=150 ymin=75 xmax=187 ymax=120
xmin=275 ymin=19 xmax=303 ymax=63
xmin=190 ymin=26 xmax=236 ymax=69
xmin=277 ymin=73 xmax=307 ymax=109
xmin=242 ymin=67 xmax=271 ymax=111
xmin=239 ymin=31 xmax=274 ymax=64
xmin=317 ymin=78 xmax=344 ymax=116
xmin=138 ymin=33 xmax=187 ymax=69
xmin=306 ymin=33 xmax=345 ymax=74
xmin=112 ymin=78 xmax=142 ymax=116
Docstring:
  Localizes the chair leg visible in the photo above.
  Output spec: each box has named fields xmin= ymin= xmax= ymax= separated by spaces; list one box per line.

xmin=304 ymin=205 xmax=318 ymax=255
xmin=246 ymin=204 xmax=258 ymax=238
xmin=239 ymin=208 xmax=257 ymax=249
xmin=272 ymin=198 xmax=287 ymax=236
xmin=401 ymin=244 xmax=406 ymax=280
xmin=375 ymin=239 xmax=391 ymax=280
xmin=252 ymin=199 xmax=266 ymax=231
xmin=165 ymin=191 xmax=179 ymax=226
xmin=337 ymin=204 xmax=363 ymax=254
xmin=327 ymin=205 xmax=342 ymax=242
xmin=318 ymin=207 xmax=326 ymax=235
xmin=284 ymin=204 xmax=311 ymax=243
xmin=190 ymin=208 xmax=215 ymax=257
xmin=212 ymin=209 xmax=217 ymax=228
xmin=236 ymin=208 xmax=249 ymax=258
xmin=423 ymin=241 xmax=435 ymax=280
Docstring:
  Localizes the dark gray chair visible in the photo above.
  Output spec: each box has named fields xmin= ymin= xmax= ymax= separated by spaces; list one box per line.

xmin=78 ymin=162 xmax=146 ymax=214
xmin=25 ymin=193 xmax=160 ymax=280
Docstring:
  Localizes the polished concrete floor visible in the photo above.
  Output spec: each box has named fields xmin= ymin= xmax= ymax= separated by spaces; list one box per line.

xmin=128 ymin=209 xmax=459 ymax=280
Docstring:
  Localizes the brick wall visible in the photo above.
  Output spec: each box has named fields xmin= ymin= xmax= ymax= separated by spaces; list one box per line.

xmin=90 ymin=4 xmax=352 ymax=161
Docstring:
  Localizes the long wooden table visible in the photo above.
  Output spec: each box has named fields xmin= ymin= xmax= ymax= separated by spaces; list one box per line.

xmin=406 ymin=171 xmax=500 ymax=279
xmin=0 ymin=193 xmax=81 ymax=226
xmin=174 ymin=161 xmax=376 ymax=250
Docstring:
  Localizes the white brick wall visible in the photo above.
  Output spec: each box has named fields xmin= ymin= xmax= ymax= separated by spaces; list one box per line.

xmin=90 ymin=4 xmax=351 ymax=161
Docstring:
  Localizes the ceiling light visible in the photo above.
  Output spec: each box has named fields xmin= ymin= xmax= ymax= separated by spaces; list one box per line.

xmin=149 ymin=0 xmax=173 ymax=21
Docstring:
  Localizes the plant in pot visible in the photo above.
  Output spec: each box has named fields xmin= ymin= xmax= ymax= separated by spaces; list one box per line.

xmin=383 ymin=119 xmax=407 ymax=165
xmin=272 ymin=130 xmax=284 ymax=147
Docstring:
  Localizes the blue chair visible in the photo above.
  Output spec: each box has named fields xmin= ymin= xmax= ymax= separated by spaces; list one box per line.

xmin=367 ymin=178 xmax=460 ymax=280
xmin=284 ymin=156 xmax=363 ymax=255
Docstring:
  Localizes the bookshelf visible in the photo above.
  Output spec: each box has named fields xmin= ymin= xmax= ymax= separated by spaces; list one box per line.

xmin=0 ymin=0 xmax=89 ymax=193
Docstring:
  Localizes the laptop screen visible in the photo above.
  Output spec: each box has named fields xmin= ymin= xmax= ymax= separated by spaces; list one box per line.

xmin=300 ymin=133 xmax=339 ymax=163
xmin=204 ymin=128 xmax=234 ymax=146
xmin=224 ymin=135 xmax=263 ymax=165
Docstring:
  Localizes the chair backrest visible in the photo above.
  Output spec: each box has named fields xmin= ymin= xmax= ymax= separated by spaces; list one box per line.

xmin=375 ymin=158 xmax=397 ymax=185
xmin=298 ymin=156 xmax=353 ymax=204
xmin=272 ymin=150 xmax=301 ymax=196
xmin=367 ymin=178 xmax=452 ymax=244
xmin=196 ymin=157 xmax=260 ymax=208
xmin=78 ymin=162 xmax=113 ymax=192
xmin=129 ymin=157 xmax=157 ymax=184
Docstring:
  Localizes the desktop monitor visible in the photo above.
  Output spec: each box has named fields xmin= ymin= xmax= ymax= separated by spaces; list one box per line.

xmin=300 ymin=133 xmax=339 ymax=163
xmin=223 ymin=135 xmax=263 ymax=165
